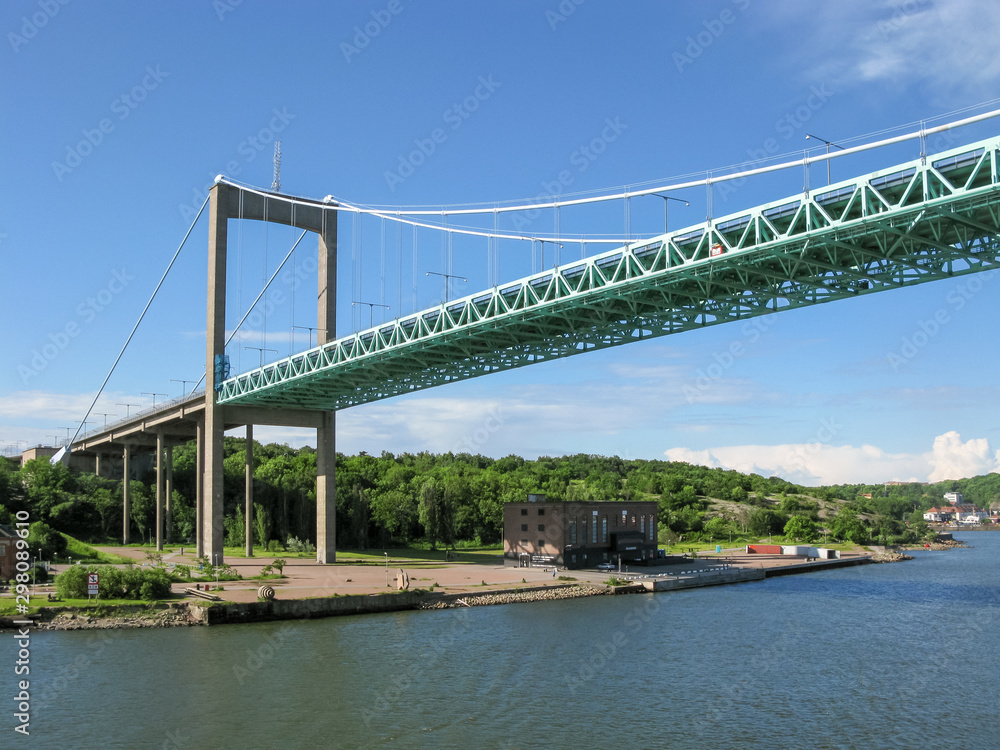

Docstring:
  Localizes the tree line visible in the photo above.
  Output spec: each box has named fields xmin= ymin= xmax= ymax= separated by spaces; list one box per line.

xmin=2 ymin=439 xmax=995 ymax=555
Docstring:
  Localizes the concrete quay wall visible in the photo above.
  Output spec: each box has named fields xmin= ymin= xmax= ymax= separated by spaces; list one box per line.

xmin=641 ymin=568 xmax=765 ymax=592
xmin=192 ymin=591 xmax=427 ymax=625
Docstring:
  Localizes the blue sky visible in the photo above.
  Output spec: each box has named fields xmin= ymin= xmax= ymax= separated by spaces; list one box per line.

xmin=3 ymin=0 xmax=1000 ymax=485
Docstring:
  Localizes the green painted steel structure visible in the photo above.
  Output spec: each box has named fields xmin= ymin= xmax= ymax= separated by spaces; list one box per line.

xmin=218 ymin=135 xmax=1000 ymax=410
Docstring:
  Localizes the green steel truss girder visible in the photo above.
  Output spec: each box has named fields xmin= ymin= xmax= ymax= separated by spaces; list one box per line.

xmin=218 ymin=135 xmax=1000 ymax=410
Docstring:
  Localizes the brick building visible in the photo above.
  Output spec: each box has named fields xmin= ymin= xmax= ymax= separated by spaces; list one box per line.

xmin=0 ymin=525 xmax=17 ymax=581
xmin=503 ymin=495 xmax=658 ymax=569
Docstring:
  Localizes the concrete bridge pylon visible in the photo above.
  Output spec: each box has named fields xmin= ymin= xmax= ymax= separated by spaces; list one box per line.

xmin=202 ymin=181 xmax=338 ymax=565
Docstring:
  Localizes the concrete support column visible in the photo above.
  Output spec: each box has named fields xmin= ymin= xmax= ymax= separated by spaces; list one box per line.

xmin=316 ymin=411 xmax=336 ymax=563
xmin=165 ymin=443 xmax=173 ymax=545
xmin=95 ymin=453 xmax=102 ymax=479
xmin=245 ymin=424 xmax=254 ymax=557
xmin=122 ymin=445 xmax=131 ymax=545
xmin=195 ymin=418 xmax=205 ymax=559
xmin=316 ymin=207 xmax=337 ymax=564
xmin=204 ymin=183 xmax=229 ymax=566
xmin=155 ymin=433 xmax=164 ymax=552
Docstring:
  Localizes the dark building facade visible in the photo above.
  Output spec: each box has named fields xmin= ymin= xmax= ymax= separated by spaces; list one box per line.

xmin=503 ymin=495 xmax=658 ymax=569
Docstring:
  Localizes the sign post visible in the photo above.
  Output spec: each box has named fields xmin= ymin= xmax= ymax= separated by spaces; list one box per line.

xmin=87 ymin=572 xmax=99 ymax=600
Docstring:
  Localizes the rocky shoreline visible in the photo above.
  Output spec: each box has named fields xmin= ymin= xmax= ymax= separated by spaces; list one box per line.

xmin=27 ymin=603 xmax=201 ymax=631
xmin=869 ymin=549 xmax=914 ymax=563
xmin=420 ymin=584 xmax=610 ymax=609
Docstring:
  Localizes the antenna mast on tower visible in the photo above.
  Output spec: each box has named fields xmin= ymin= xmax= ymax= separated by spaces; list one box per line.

xmin=271 ymin=140 xmax=282 ymax=193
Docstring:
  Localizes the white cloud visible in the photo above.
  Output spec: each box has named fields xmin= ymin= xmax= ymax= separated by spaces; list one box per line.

xmin=765 ymin=0 xmax=1000 ymax=102
xmin=665 ymin=430 xmax=1000 ymax=485
xmin=926 ymin=430 xmax=1000 ymax=482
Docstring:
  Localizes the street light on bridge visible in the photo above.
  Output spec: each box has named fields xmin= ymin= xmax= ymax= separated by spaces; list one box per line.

xmin=805 ymin=133 xmax=846 ymax=186
xmin=649 ymin=194 xmax=689 ymax=236
xmin=243 ymin=347 xmax=278 ymax=368
xmin=117 ymin=403 xmax=140 ymax=419
xmin=95 ymin=413 xmax=117 ymax=429
xmin=292 ymin=325 xmax=328 ymax=349
xmin=170 ymin=379 xmax=197 ymax=396
xmin=140 ymin=392 xmax=167 ymax=409
xmin=426 ymin=271 xmax=467 ymax=304
xmin=352 ymin=301 xmax=390 ymax=329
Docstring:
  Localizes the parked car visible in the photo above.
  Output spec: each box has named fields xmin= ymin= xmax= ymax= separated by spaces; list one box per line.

xmin=596 ymin=562 xmax=616 ymax=571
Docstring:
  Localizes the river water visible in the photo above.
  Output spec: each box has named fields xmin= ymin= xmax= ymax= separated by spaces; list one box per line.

xmin=10 ymin=532 xmax=999 ymax=749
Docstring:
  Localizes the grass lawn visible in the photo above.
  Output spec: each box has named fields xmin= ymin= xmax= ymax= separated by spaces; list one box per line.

xmin=103 ymin=542 xmax=505 ymax=566
xmin=60 ymin=535 xmax=133 ymax=564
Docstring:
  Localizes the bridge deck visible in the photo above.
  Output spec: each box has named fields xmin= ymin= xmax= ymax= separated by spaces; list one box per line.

xmin=215 ymin=135 xmax=1000 ymax=412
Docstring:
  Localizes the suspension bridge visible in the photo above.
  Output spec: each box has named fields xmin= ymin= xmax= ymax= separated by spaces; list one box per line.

xmin=58 ymin=119 xmax=1000 ymax=565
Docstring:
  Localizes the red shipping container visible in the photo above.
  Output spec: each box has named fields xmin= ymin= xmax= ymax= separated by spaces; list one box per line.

xmin=747 ymin=544 xmax=783 ymax=554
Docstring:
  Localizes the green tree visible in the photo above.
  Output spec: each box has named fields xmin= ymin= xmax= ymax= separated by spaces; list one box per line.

xmin=830 ymin=512 xmax=868 ymax=544
xmin=783 ymin=515 xmax=817 ymax=543
xmin=749 ymin=508 xmax=787 ymax=537
xmin=27 ymin=521 xmax=67 ymax=560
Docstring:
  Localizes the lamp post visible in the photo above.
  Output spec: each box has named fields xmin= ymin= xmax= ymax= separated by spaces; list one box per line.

xmin=292 ymin=325 xmax=328 ymax=349
xmin=170 ymin=379 xmax=197 ymax=396
xmin=95 ymin=413 xmax=117 ymax=429
xmin=805 ymin=133 xmax=846 ymax=185
xmin=426 ymin=271 xmax=467 ymax=303
xmin=117 ymin=402 xmax=140 ymax=419
xmin=650 ymin=194 xmax=689 ymax=235
xmin=140 ymin=392 xmax=167 ymax=409
xmin=352 ymin=301 xmax=390 ymax=329
xmin=243 ymin=347 xmax=278 ymax=368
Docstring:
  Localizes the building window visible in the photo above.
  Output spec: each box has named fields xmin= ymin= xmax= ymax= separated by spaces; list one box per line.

xmin=520 ymin=539 xmax=528 ymax=548
xmin=538 ymin=509 xmax=545 ymax=516
xmin=521 ymin=509 xmax=527 ymax=516
xmin=602 ymin=516 xmax=608 ymax=543
xmin=570 ymin=521 xmax=577 ymax=544
xmin=591 ymin=519 xmax=597 ymax=544
xmin=649 ymin=515 xmax=655 ymax=541
xmin=641 ymin=515 xmax=645 ymax=535
xmin=631 ymin=515 xmax=636 ymax=527
xmin=538 ymin=539 xmax=545 ymax=548
xmin=538 ymin=524 xmax=545 ymax=532
xmin=521 ymin=524 xmax=527 ymax=532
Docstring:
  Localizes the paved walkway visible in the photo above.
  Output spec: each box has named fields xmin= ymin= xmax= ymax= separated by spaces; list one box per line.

xmin=80 ymin=545 xmax=869 ymax=604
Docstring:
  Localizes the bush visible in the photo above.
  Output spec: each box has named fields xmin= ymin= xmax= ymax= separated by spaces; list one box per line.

xmin=55 ymin=565 xmax=172 ymax=600
xmin=286 ymin=536 xmax=316 ymax=554
xmin=267 ymin=539 xmax=283 ymax=554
